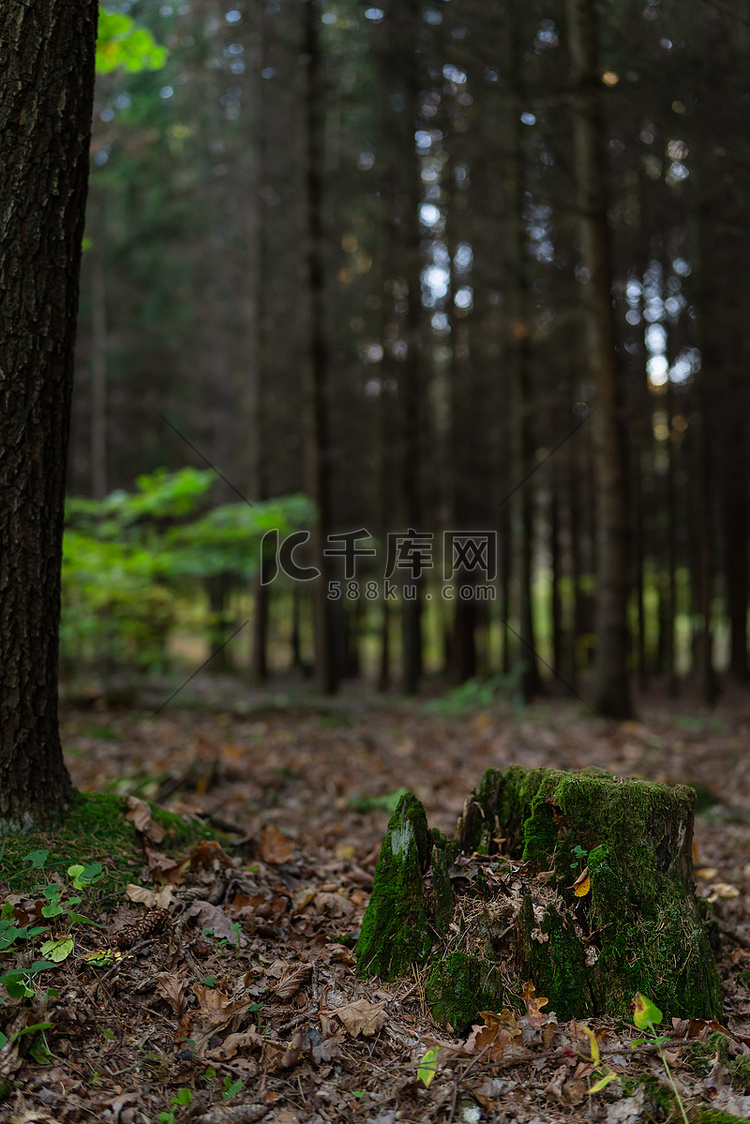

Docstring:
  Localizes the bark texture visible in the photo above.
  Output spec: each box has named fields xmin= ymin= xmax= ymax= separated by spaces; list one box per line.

xmin=0 ymin=0 xmax=98 ymax=828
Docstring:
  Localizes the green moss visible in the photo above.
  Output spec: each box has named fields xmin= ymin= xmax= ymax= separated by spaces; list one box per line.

xmin=517 ymin=893 xmax=594 ymax=1019
xmin=424 ymin=950 xmax=504 ymax=1030
xmin=356 ymin=793 xmax=433 ymax=979
xmin=0 ymin=790 xmax=216 ymax=900
xmin=728 ymin=1053 xmax=750 ymax=1093
xmin=429 ymin=831 xmax=457 ymax=934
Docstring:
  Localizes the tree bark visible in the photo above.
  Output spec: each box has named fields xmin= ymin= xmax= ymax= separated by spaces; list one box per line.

xmin=0 ymin=0 xmax=98 ymax=829
xmin=567 ymin=0 xmax=632 ymax=718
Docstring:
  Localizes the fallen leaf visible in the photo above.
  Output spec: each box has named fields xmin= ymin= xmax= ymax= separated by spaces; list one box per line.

xmin=573 ymin=867 xmax=591 ymax=897
xmin=313 ymin=891 xmax=355 ymax=918
xmin=522 ymin=981 xmax=550 ymax=1027
xmin=125 ymin=884 xmax=175 ymax=908
xmin=708 ymin=882 xmax=740 ymax=901
xmin=273 ymin=963 xmax=312 ymax=1000
xmin=125 ymin=796 xmax=166 ymax=844
xmin=189 ymin=900 xmax=247 ymax=947
xmin=156 ymin=972 xmax=190 ymax=1018
xmin=189 ymin=839 xmax=238 ymax=871
xmin=205 ymin=1030 xmax=263 ymax=1062
xmin=143 ymin=846 xmax=182 ymax=885
xmin=326 ymin=999 xmax=387 ymax=1038
xmin=465 ymin=1010 xmax=521 ymax=1060
xmin=293 ymin=887 xmax=317 ymax=911
xmin=258 ymin=825 xmax=294 ymax=865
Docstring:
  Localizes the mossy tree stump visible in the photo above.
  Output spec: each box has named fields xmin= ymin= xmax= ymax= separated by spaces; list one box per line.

xmin=357 ymin=766 xmax=721 ymax=1027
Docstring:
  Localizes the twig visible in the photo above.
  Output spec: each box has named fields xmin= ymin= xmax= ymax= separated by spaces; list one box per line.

xmin=447 ymin=1044 xmax=492 ymax=1124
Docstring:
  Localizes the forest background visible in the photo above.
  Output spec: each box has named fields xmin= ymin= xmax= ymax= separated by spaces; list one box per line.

xmin=65 ymin=0 xmax=750 ymax=718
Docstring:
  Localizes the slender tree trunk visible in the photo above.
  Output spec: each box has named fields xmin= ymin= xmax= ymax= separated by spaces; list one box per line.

xmin=725 ymin=422 xmax=749 ymax=681
xmin=248 ymin=3 xmax=270 ymax=686
xmin=0 ymin=0 xmax=98 ymax=829
xmin=303 ymin=0 xmax=336 ymax=693
xmin=504 ymin=18 xmax=541 ymax=703
xmin=398 ymin=2 xmax=424 ymax=696
xmin=567 ymin=0 xmax=632 ymax=718
xmin=631 ymin=439 xmax=648 ymax=690
xmin=91 ymin=238 xmax=108 ymax=501
xmin=550 ymin=488 xmax=563 ymax=680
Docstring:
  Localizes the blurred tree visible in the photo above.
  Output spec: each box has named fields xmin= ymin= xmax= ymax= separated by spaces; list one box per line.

xmin=567 ymin=0 xmax=633 ymax=718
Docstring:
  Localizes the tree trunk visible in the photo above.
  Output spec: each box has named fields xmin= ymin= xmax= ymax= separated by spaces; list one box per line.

xmin=725 ymin=423 xmax=749 ymax=682
xmin=0 ymin=0 xmax=98 ymax=830
xmin=567 ymin=0 xmax=632 ymax=718
xmin=503 ymin=17 xmax=542 ymax=703
xmin=302 ymin=0 xmax=336 ymax=694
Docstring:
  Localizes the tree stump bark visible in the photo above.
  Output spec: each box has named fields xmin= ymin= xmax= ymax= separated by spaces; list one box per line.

xmin=357 ymin=766 xmax=721 ymax=1027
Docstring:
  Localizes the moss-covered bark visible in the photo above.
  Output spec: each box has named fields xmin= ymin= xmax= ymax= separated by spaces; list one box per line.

xmin=358 ymin=766 xmax=721 ymax=1027
xmin=356 ymin=793 xmax=435 ymax=978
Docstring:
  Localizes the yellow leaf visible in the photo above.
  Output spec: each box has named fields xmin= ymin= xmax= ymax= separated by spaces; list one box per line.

xmin=573 ymin=867 xmax=591 ymax=897
xmin=588 ymin=1072 xmax=620 ymax=1094
xmin=632 ymin=992 xmax=662 ymax=1030
xmin=581 ymin=1024 xmax=600 ymax=1064
xmin=418 ymin=1046 xmax=439 ymax=1087
xmin=83 ymin=948 xmax=122 ymax=968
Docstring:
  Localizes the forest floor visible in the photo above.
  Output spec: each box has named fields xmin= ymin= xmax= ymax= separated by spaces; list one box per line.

xmin=5 ymin=676 xmax=750 ymax=1123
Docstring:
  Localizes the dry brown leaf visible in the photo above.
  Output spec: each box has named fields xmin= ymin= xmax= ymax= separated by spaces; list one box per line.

xmin=292 ymin=887 xmax=317 ymax=911
xmin=672 ymin=1015 xmax=730 ymax=1040
xmin=563 ymin=1077 xmax=587 ymax=1104
xmin=258 ymin=825 xmax=294 ymax=865
xmin=144 ymin=846 xmax=183 ymax=885
xmin=189 ymin=900 xmax=248 ymax=947
xmin=189 ymin=839 xmax=238 ymax=872
xmin=273 ymin=963 xmax=312 ymax=1000
xmin=125 ymin=795 xmax=166 ymax=843
xmin=155 ymin=971 xmax=190 ymax=1017
xmin=125 ymin=883 xmax=176 ymax=908
xmin=205 ymin=1029 xmax=263 ymax=1062
xmin=193 ymin=983 xmax=233 ymax=1016
xmin=325 ymin=998 xmax=387 ymax=1038
xmin=522 ymin=980 xmax=550 ymax=1027
xmin=313 ymin=891 xmax=356 ymax=918
xmin=465 ymin=1009 xmax=522 ymax=1059
xmin=312 ymin=1036 xmax=344 ymax=1063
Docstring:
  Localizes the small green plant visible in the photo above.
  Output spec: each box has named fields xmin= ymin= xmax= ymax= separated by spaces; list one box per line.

xmin=424 ymin=669 xmax=526 ymax=716
xmin=157 ymin=1087 xmax=193 ymax=1123
xmin=586 ymin=992 xmax=689 ymax=1121
xmin=222 ymin=1076 xmax=243 ymax=1100
xmin=0 ymin=852 xmax=104 ymax=1003
xmin=631 ymin=992 xmax=689 ymax=1124
xmin=570 ymin=844 xmax=588 ymax=870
